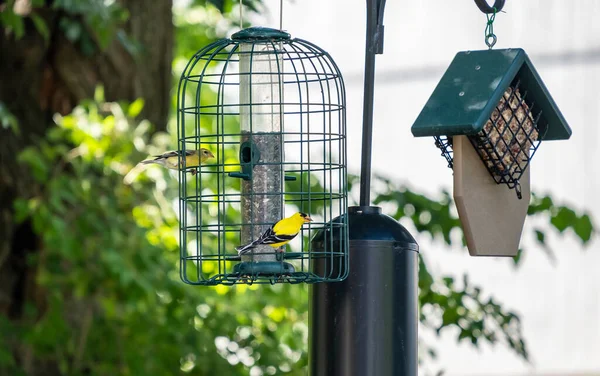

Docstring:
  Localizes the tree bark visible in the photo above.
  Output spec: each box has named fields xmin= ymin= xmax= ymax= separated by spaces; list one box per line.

xmin=0 ymin=1 xmax=173 ymax=373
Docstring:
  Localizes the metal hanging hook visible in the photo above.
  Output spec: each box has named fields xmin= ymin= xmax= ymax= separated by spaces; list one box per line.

xmin=474 ymin=0 xmax=505 ymax=14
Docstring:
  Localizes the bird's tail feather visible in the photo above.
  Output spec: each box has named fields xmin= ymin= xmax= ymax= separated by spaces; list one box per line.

xmin=140 ymin=159 xmax=163 ymax=166
xmin=236 ymin=241 xmax=258 ymax=255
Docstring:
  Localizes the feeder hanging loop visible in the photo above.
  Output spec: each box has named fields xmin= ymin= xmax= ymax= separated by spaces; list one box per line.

xmin=474 ymin=0 xmax=505 ymax=14
xmin=484 ymin=7 xmax=498 ymax=49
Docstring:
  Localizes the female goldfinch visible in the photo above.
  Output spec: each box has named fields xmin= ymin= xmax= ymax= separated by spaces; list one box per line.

xmin=236 ymin=212 xmax=313 ymax=255
xmin=140 ymin=148 xmax=214 ymax=175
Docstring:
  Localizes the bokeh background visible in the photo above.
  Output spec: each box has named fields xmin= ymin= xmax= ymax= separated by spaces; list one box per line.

xmin=1 ymin=0 xmax=598 ymax=375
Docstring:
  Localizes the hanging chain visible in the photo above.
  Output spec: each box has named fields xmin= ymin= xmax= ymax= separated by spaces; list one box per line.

xmin=279 ymin=0 xmax=283 ymax=30
xmin=239 ymin=0 xmax=243 ymax=29
xmin=484 ymin=7 xmax=498 ymax=49
xmin=239 ymin=0 xmax=284 ymax=31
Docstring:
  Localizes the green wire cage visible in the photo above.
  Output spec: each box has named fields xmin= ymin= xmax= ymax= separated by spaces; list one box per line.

xmin=177 ymin=27 xmax=349 ymax=285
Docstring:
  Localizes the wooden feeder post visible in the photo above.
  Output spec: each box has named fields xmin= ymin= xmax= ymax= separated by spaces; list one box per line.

xmin=411 ymin=48 xmax=572 ymax=257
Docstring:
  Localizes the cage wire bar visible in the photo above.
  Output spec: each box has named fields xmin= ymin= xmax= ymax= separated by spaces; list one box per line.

xmin=177 ymin=27 xmax=349 ymax=285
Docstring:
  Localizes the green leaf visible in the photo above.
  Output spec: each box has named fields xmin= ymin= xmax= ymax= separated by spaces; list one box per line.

xmin=0 ymin=346 xmax=15 ymax=367
xmin=30 ymin=13 xmax=50 ymax=42
xmin=574 ymin=214 xmax=593 ymax=243
xmin=528 ymin=195 xmax=554 ymax=215
xmin=0 ymin=101 xmax=19 ymax=134
xmin=441 ymin=308 xmax=458 ymax=327
xmin=512 ymin=248 xmax=523 ymax=266
xmin=94 ymin=86 xmax=105 ymax=102
xmin=535 ymin=230 xmax=545 ymax=245
xmin=0 ymin=6 xmax=25 ymax=39
xmin=127 ymin=98 xmax=145 ymax=118
xmin=13 ymin=198 xmax=31 ymax=223
xmin=17 ymin=146 xmax=49 ymax=182
xmin=550 ymin=207 xmax=577 ymax=233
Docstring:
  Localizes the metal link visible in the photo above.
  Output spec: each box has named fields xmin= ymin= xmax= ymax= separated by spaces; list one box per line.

xmin=484 ymin=7 xmax=498 ymax=49
xmin=486 ymin=34 xmax=497 ymax=49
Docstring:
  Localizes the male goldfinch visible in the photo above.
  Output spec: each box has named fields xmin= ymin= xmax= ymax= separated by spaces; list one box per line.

xmin=236 ymin=212 xmax=313 ymax=255
xmin=140 ymin=148 xmax=214 ymax=175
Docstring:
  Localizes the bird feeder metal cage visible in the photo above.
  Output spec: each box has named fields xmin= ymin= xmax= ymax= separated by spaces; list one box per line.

xmin=177 ymin=27 xmax=349 ymax=285
xmin=412 ymin=48 xmax=572 ymax=199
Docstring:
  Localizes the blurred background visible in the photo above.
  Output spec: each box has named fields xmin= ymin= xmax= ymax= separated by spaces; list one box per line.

xmin=0 ymin=0 xmax=598 ymax=375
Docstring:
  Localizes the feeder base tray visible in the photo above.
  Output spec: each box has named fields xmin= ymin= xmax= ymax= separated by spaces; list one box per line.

xmin=232 ymin=261 xmax=296 ymax=276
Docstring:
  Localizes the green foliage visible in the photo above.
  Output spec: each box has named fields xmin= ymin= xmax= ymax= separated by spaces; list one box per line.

xmin=374 ymin=175 xmax=596 ymax=262
xmin=370 ymin=173 xmax=595 ymax=366
xmin=172 ymin=0 xmax=262 ymax=89
xmin=55 ymin=0 xmax=129 ymax=54
xmin=0 ymin=101 xmax=19 ymax=135
xmin=0 ymin=1 xmax=26 ymax=39
xmin=0 ymin=0 xmax=129 ymax=55
xmin=419 ymin=260 xmax=528 ymax=361
xmin=8 ymin=95 xmax=309 ymax=375
xmin=8 ymin=93 xmax=595 ymax=374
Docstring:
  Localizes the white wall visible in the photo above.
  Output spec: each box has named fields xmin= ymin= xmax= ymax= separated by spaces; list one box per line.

xmin=252 ymin=1 xmax=600 ymax=375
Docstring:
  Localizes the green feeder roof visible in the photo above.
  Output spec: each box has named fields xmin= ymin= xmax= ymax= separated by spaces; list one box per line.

xmin=231 ymin=27 xmax=291 ymax=41
xmin=411 ymin=48 xmax=572 ymax=141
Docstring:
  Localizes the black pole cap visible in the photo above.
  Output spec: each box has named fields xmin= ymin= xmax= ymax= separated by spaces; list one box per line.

xmin=312 ymin=206 xmax=418 ymax=249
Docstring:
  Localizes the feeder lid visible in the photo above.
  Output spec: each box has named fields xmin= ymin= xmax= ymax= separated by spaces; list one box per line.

xmin=311 ymin=206 xmax=418 ymax=250
xmin=232 ymin=27 xmax=291 ymax=41
xmin=411 ymin=48 xmax=572 ymax=141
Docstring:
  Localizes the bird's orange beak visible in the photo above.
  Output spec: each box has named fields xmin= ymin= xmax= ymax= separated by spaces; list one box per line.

xmin=303 ymin=216 xmax=313 ymax=223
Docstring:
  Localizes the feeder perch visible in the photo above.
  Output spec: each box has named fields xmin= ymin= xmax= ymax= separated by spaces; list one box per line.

xmin=411 ymin=48 xmax=571 ymax=256
xmin=177 ymin=27 xmax=348 ymax=284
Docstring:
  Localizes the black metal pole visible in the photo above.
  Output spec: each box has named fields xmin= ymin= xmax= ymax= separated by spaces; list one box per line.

xmin=310 ymin=207 xmax=419 ymax=376
xmin=309 ymin=2 xmax=418 ymax=375
xmin=359 ymin=0 xmax=386 ymax=207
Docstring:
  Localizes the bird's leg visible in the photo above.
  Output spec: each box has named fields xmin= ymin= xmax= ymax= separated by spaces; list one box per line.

xmin=275 ymin=250 xmax=284 ymax=261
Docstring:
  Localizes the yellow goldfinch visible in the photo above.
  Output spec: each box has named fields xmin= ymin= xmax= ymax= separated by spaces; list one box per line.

xmin=236 ymin=212 xmax=313 ymax=255
xmin=140 ymin=148 xmax=214 ymax=175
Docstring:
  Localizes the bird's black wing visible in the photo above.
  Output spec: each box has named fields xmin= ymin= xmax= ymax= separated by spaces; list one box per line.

xmin=259 ymin=227 xmax=298 ymax=245
xmin=235 ymin=226 xmax=298 ymax=254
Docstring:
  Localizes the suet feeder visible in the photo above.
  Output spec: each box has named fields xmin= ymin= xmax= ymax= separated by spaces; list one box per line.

xmin=411 ymin=48 xmax=572 ymax=256
xmin=177 ymin=27 xmax=349 ymax=285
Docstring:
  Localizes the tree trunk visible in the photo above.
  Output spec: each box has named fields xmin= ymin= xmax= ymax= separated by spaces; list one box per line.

xmin=0 ymin=1 xmax=173 ymax=373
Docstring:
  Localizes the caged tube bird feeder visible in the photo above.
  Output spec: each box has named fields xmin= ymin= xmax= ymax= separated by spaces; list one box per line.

xmin=177 ymin=27 xmax=349 ymax=285
xmin=237 ymin=34 xmax=285 ymax=266
xmin=411 ymin=45 xmax=572 ymax=256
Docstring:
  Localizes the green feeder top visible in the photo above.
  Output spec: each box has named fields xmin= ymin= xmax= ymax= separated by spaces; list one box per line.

xmin=411 ymin=48 xmax=572 ymax=141
xmin=231 ymin=27 xmax=291 ymax=42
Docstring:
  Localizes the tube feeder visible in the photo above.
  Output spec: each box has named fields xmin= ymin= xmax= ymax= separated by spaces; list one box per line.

xmin=177 ymin=27 xmax=349 ymax=284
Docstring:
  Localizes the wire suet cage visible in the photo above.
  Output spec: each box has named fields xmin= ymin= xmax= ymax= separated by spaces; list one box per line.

xmin=412 ymin=48 xmax=571 ymax=199
xmin=177 ymin=27 xmax=348 ymax=285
